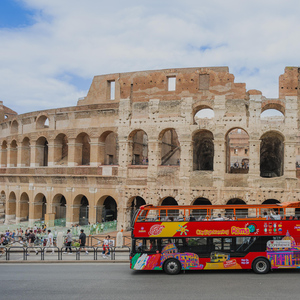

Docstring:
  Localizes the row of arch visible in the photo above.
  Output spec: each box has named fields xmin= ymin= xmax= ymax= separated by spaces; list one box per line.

xmin=1 ymin=127 xmax=285 ymax=178
xmin=2 ymin=191 xmax=118 ymax=225
xmin=8 ymin=105 xmax=286 ymax=135
xmin=1 ymin=189 xmax=293 ymax=226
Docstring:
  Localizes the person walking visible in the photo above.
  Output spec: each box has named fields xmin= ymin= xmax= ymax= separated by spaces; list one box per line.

xmin=27 ymin=230 xmax=38 ymax=256
xmin=78 ymin=229 xmax=88 ymax=255
xmin=45 ymin=230 xmax=54 ymax=254
xmin=63 ymin=229 xmax=73 ymax=254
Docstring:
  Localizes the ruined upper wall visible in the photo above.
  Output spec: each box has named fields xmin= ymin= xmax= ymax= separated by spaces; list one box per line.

xmin=279 ymin=67 xmax=300 ymax=99
xmin=79 ymin=67 xmax=247 ymax=105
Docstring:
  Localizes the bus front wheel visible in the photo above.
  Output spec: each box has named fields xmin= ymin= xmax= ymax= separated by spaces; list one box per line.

xmin=252 ymin=258 xmax=270 ymax=274
xmin=164 ymin=259 xmax=181 ymax=275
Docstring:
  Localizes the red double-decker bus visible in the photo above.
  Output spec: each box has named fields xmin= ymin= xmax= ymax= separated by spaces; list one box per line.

xmin=130 ymin=202 xmax=300 ymax=274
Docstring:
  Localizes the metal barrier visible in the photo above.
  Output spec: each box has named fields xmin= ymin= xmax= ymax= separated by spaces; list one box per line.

xmin=7 ymin=246 xmax=26 ymax=261
xmin=43 ymin=246 xmax=60 ymax=260
xmin=76 ymin=246 xmax=96 ymax=260
xmin=110 ymin=246 xmax=131 ymax=260
xmin=60 ymin=246 xmax=79 ymax=260
xmin=0 ymin=245 xmax=130 ymax=261
xmin=0 ymin=246 xmax=8 ymax=260
xmin=25 ymin=246 xmax=43 ymax=260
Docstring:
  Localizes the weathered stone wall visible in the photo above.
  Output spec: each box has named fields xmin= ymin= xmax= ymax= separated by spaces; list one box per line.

xmin=0 ymin=66 xmax=300 ymax=229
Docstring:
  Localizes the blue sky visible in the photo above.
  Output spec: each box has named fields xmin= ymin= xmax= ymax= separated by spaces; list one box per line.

xmin=0 ymin=0 xmax=35 ymax=28
xmin=1 ymin=0 xmax=300 ymax=114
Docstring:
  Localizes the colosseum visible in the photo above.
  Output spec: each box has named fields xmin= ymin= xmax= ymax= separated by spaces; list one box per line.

xmin=1 ymin=66 xmax=300 ymax=230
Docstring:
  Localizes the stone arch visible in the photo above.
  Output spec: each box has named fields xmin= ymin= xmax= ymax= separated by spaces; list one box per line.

xmin=159 ymin=197 xmax=179 ymax=219
xmin=54 ymin=133 xmax=68 ymax=165
xmin=19 ymin=192 xmax=29 ymax=222
xmin=159 ymin=128 xmax=180 ymax=166
xmin=226 ymin=198 xmax=248 ymax=218
xmin=21 ymin=137 xmax=31 ymax=167
xmin=36 ymin=136 xmax=48 ymax=166
xmin=193 ymin=105 xmax=214 ymax=125
xmin=73 ymin=194 xmax=89 ymax=225
xmin=260 ymin=131 xmax=284 ymax=178
xmin=127 ymin=196 xmax=146 ymax=225
xmin=33 ymin=193 xmax=47 ymax=221
xmin=96 ymin=195 xmax=118 ymax=222
xmin=99 ymin=131 xmax=118 ymax=165
xmin=36 ymin=114 xmax=50 ymax=129
xmin=1 ymin=141 xmax=7 ymax=167
xmin=52 ymin=194 xmax=67 ymax=221
xmin=192 ymin=197 xmax=212 ymax=217
xmin=226 ymin=128 xmax=249 ymax=173
xmin=193 ymin=130 xmax=214 ymax=171
xmin=11 ymin=120 xmax=19 ymax=134
xmin=261 ymin=101 xmax=285 ymax=115
xmin=9 ymin=140 xmax=18 ymax=167
xmin=75 ymin=133 xmax=90 ymax=165
xmin=129 ymin=129 xmax=148 ymax=165
xmin=7 ymin=191 xmax=17 ymax=221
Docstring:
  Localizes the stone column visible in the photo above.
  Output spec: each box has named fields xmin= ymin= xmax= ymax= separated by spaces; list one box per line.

xmin=30 ymin=142 xmax=39 ymax=167
xmin=69 ymin=204 xmax=80 ymax=225
xmin=67 ymin=138 xmax=78 ymax=167
xmin=213 ymin=137 xmax=226 ymax=186
xmin=16 ymin=199 xmax=29 ymax=224
xmin=147 ymin=139 xmax=160 ymax=181
xmin=7 ymin=146 xmax=17 ymax=167
xmin=0 ymin=148 xmax=7 ymax=167
xmin=47 ymin=139 xmax=56 ymax=167
xmin=17 ymin=145 xmax=22 ymax=167
xmin=28 ymin=202 xmax=42 ymax=226
xmin=89 ymin=137 xmax=100 ymax=167
xmin=248 ymin=138 xmax=260 ymax=177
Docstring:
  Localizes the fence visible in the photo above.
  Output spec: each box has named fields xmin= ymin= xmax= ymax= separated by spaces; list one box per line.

xmin=0 ymin=245 xmax=130 ymax=261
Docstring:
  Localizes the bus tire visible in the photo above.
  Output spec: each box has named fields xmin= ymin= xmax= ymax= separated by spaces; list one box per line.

xmin=252 ymin=257 xmax=270 ymax=274
xmin=163 ymin=259 xmax=181 ymax=275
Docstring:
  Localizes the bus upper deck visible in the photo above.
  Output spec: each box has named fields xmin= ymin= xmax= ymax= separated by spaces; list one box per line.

xmin=134 ymin=202 xmax=300 ymax=224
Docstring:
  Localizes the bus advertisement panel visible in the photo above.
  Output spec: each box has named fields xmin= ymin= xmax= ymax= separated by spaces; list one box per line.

xmin=130 ymin=204 xmax=300 ymax=274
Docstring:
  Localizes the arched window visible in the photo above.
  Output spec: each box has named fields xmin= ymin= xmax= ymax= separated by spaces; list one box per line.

xmin=11 ymin=120 xmax=19 ymax=134
xmin=99 ymin=131 xmax=118 ymax=165
xmin=194 ymin=108 xmax=214 ymax=125
xmin=21 ymin=137 xmax=31 ymax=167
xmin=260 ymin=132 xmax=284 ymax=178
xmin=226 ymin=128 xmax=249 ymax=173
xmin=54 ymin=134 xmax=68 ymax=165
xmin=130 ymin=130 xmax=148 ymax=165
xmin=160 ymin=129 xmax=180 ymax=165
xmin=36 ymin=115 xmax=50 ymax=129
xmin=193 ymin=130 xmax=214 ymax=171
xmin=226 ymin=198 xmax=248 ymax=218
xmin=75 ymin=133 xmax=90 ymax=165
xmin=36 ymin=137 xmax=48 ymax=166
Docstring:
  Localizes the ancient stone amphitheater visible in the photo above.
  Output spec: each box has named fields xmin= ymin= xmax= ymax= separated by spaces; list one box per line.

xmin=0 ymin=66 xmax=300 ymax=229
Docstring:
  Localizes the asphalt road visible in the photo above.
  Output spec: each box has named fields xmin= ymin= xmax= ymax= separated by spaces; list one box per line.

xmin=0 ymin=264 xmax=299 ymax=300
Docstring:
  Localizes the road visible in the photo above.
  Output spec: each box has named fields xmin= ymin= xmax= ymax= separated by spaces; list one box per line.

xmin=0 ymin=264 xmax=299 ymax=300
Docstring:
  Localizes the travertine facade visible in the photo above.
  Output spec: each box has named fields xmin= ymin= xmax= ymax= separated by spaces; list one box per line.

xmin=1 ymin=66 xmax=300 ymax=229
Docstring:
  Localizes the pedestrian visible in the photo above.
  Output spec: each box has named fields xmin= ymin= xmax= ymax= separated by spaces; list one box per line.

xmin=102 ymin=235 xmax=113 ymax=258
xmin=63 ymin=229 xmax=73 ymax=254
xmin=27 ymin=230 xmax=38 ymax=256
xmin=45 ymin=230 xmax=54 ymax=254
xmin=78 ymin=229 xmax=88 ymax=255
xmin=0 ymin=234 xmax=6 ymax=257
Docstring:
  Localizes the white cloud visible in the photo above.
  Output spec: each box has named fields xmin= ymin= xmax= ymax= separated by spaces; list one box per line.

xmin=1 ymin=0 xmax=300 ymax=114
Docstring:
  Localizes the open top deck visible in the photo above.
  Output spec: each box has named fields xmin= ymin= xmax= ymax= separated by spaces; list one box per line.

xmin=134 ymin=202 xmax=300 ymax=224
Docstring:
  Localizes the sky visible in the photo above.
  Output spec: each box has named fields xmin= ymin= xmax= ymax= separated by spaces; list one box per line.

xmin=0 ymin=0 xmax=300 ymax=115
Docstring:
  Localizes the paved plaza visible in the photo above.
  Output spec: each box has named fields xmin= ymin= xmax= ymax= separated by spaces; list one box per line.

xmin=0 ymin=264 xmax=300 ymax=300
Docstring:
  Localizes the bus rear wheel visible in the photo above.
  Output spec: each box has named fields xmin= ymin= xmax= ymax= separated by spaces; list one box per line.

xmin=164 ymin=259 xmax=181 ymax=275
xmin=252 ymin=258 xmax=270 ymax=274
